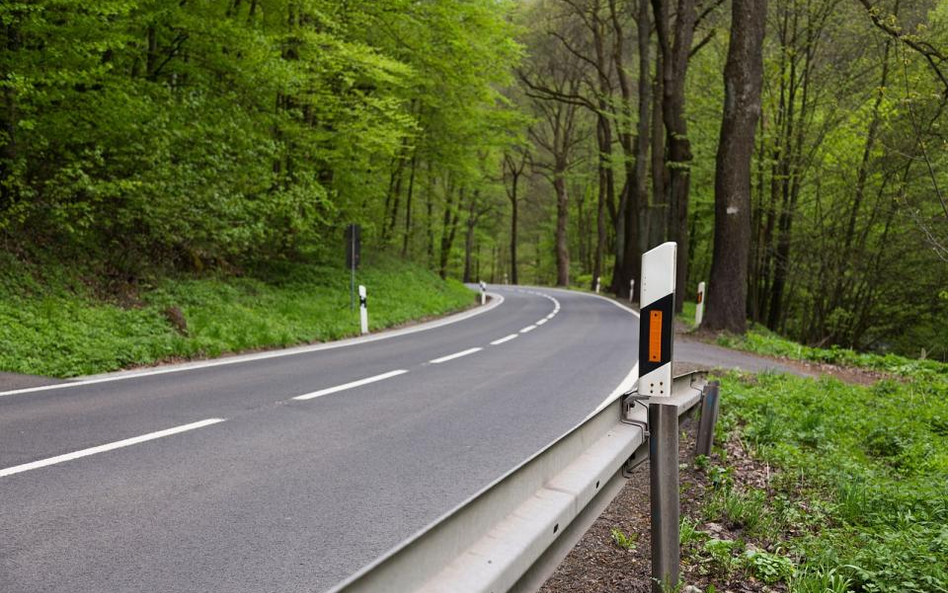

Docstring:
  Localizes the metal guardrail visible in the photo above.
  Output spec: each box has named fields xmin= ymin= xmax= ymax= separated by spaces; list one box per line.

xmin=328 ymin=371 xmax=708 ymax=593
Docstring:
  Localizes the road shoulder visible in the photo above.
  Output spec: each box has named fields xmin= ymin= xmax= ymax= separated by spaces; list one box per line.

xmin=0 ymin=372 xmax=66 ymax=392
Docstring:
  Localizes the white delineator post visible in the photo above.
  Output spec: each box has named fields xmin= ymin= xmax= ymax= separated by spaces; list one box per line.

xmin=695 ymin=281 xmax=706 ymax=326
xmin=358 ymin=285 xmax=369 ymax=335
xmin=639 ymin=242 xmax=676 ymax=397
xmin=638 ymin=241 xmax=679 ymax=593
xmin=479 ymin=281 xmax=487 ymax=305
xmin=595 ymin=276 xmax=601 ymax=294
xmin=630 ymin=279 xmax=635 ymax=304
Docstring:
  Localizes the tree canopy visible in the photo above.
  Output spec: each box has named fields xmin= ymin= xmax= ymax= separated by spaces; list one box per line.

xmin=2 ymin=0 xmax=946 ymax=359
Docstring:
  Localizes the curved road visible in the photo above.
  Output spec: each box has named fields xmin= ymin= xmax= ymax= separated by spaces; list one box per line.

xmin=0 ymin=286 xmax=640 ymax=593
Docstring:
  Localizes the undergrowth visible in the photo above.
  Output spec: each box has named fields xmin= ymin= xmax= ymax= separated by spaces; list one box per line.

xmin=0 ymin=257 xmax=475 ymax=378
xmin=717 ymin=325 xmax=948 ymax=378
xmin=691 ymin=369 xmax=948 ymax=592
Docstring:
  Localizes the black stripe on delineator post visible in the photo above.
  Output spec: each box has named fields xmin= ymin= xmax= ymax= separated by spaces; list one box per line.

xmin=638 ymin=292 xmax=675 ymax=377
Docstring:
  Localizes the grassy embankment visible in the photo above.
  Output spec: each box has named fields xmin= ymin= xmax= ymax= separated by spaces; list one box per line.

xmin=676 ymin=320 xmax=948 ymax=591
xmin=0 ymin=257 xmax=475 ymax=378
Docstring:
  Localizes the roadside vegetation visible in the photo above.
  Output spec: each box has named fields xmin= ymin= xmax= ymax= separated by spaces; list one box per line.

xmin=717 ymin=326 xmax=948 ymax=374
xmin=679 ymin=362 xmax=948 ymax=592
xmin=679 ymin=297 xmax=947 ymax=370
xmin=0 ymin=256 xmax=475 ymax=378
xmin=4 ymin=1 xmax=946 ymax=361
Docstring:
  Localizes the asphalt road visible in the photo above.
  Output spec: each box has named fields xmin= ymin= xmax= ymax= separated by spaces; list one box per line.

xmin=0 ymin=286 xmax=642 ymax=593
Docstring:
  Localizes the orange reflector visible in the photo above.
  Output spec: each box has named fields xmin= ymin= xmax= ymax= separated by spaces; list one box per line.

xmin=649 ymin=311 xmax=662 ymax=362
xmin=697 ymin=292 xmax=703 ymax=304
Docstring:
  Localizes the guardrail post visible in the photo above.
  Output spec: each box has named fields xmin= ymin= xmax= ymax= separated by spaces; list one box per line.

xmin=649 ymin=403 xmax=680 ymax=592
xmin=694 ymin=380 xmax=720 ymax=458
xmin=359 ymin=285 xmax=369 ymax=335
xmin=639 ymin=242 xmax=679 ymax=593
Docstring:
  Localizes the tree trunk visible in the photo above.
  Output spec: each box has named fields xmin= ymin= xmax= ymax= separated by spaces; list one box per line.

xmin=463 ymin=198 xmax=476 ymax=283
xmin=439 ymin=186 xmax=461 ymax=279
xmin=510 ymin=187 xmax=519 ymax=285
xmin=577 ymin=186 xmax=588 ymax=272
xmin=830 ymin=39 xmax=891 ymax=321
xmin=593 ymin=115 xmax=610 ymax=291
xmin=703 ymin=0 xmax=767 ymax=333
xmin=505 ymin=152 xmax=525 ymax=285
xmin=650 ymin=64 xmax=666 ymax=247
xmin=608 ymin=0 xmax=646 ymax=299
xmin=401 ymin=151 xmax=418 ymax=257
xmin=426 ymin=174 xmax=435 ymax=267
xmin=748 ymin=112 xmax=766 ymax=322
xmin=653 ymin=0 xmax=696 ymax=313
xmin=554 ymin=171 xmax=570 ymax=286
xmin=630 ymin=0 xmax=651 ymax=300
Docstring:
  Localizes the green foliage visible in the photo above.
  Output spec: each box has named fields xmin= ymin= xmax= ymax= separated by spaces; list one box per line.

xmin=693 ymin=454 xmax=710 ymax=471
xmin=716 ymin=368 xmax=948 ymax=593
xmin=0 ymin=0 xmax=522 ymax=277
xmin=791 ymin=566 xmax=854 ymax=593
xmin=717 ymin=326 xmax=948 ymax=380
xmin=678 ymin=300 xmax=698 ymax=326
xmin=702 ymin=538 xmax=741 ymax=576
xmin=0 ymin=257 xmax=475 ymax=377
xmin=742 ymin=548 xmax=795 ymax=584
xmin=610 ymin=527 xmax=638 ymax=551
xmin=680 ymin=517 xmax=708 ymax=545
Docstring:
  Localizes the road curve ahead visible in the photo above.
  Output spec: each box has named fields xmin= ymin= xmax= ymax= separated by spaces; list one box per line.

xmin=0 ymin=286 xmax=640 ymax=593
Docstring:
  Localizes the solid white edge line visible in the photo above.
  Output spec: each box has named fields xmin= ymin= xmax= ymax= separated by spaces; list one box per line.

xmin=0 ymin=293 xmax=506 ymax=399
xmin=519 ymin=325 xmax=536 ymax=334
xmin=0 ymin=418 xmax=226 ymax=478
xmin=490 ymin=334 xmax=518 ymax=346
xmin=429 ymin=348 xmax=483 ymax=364
xmin=293 ymin=370 xmax=408 ymax=401
xmin=585 ymin=363 xmax=639 ymax=421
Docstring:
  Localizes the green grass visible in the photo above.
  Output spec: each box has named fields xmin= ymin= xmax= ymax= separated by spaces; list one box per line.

xmin=611 ymin=527 xmax=638 ymax=551
xmin=717 ymin=324 xmax=948 ymax=379
xmin=703 ymin=369 xmax=948 ymax=592
xmin=0 ymin=258 xmax=476 ymax=378
xmin=678 ymin=300 xmax=698 ymax=326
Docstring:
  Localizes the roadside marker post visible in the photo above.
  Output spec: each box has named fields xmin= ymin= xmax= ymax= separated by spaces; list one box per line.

xmin=595 ymin=276 xmax=601 ymax=294
xmin=630 ymin=279 xmax=635 ymax=304
xmin=695 ymin=281 xmax=706 ymax=326
xmin=358 ymin=285 xmax=369 ymax=335
xmin=638 ymin=241 xmax=679 ymax=593
xmin=479 ymin=281 xmax=487 ymax=305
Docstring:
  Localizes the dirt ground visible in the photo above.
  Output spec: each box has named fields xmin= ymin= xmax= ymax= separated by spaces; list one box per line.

xmin=539 ymin=417 xmax=792 ymax=593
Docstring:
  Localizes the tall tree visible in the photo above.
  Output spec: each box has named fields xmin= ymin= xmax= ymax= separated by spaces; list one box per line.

xmin=504 ymin=148 xmax=529 ymax=284
xmin=702 ymin=0 xmax=767 ymax=333
xmin=519 ymin=2 xmax=587 ymax=287
xmin=652 ymin=0 xmax=697 ymax=312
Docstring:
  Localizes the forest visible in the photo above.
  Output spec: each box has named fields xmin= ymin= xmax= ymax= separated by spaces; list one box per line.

xmin=1 ymin=0 xmax=946 ymax=359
